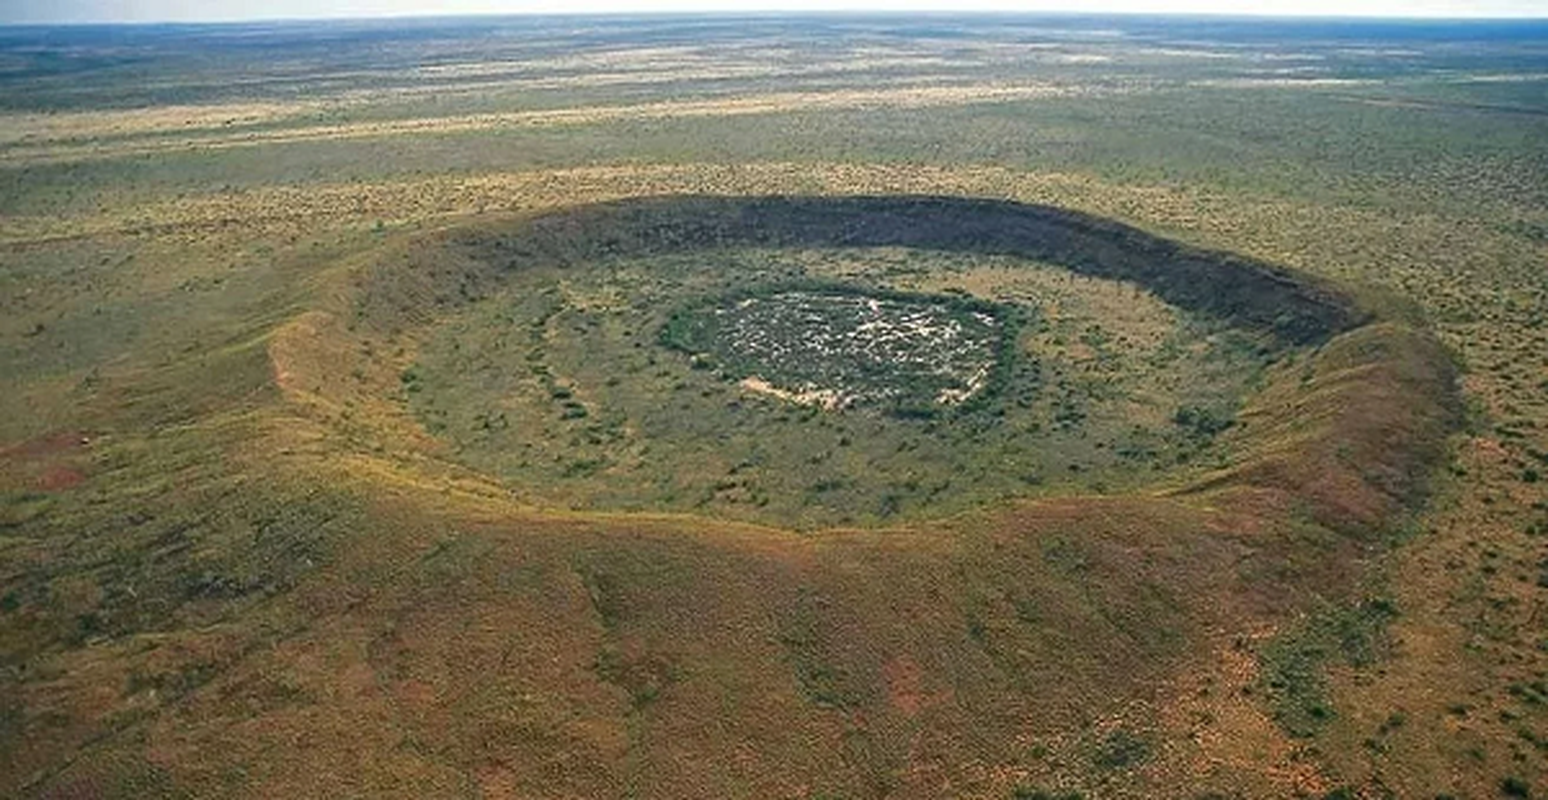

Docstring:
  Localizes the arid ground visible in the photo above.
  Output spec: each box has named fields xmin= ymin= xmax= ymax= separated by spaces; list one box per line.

xmin=2 ymin=15 xmax=1546 ymax=799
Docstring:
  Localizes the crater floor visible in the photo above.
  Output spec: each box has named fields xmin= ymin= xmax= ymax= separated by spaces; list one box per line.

xmin=405 ymin=245 xmax=1271 ymax=527
xmin=663 ymin=287 xmax=1004 ymax=411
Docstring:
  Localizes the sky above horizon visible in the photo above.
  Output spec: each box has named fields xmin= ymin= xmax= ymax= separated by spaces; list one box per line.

xmin=1 ymin=0 xmax=1545 ymax=24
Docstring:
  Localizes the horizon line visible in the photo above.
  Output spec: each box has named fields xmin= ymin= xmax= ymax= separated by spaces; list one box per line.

xmin=4 ymin=9 xmax=1548 ymax=28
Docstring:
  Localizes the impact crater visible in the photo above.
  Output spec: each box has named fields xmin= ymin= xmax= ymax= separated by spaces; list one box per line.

xmin=305 ymin=195 xmax=1448 ymax=531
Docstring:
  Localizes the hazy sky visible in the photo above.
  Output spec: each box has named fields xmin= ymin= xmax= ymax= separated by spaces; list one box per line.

xmin=1 ymin=0 xmax=1545 ymax=24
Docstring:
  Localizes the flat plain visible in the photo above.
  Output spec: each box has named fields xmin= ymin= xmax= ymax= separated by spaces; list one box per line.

xmin=1 ymin=14 xmax=1546 ymax=799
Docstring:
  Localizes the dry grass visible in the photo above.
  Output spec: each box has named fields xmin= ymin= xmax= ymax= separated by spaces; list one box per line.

xmin=4 ymin=19 xmax=1544 ymax=796
xmin=0 ymin=84 xmax=1073 ymax=166
xmin=0 ymin=102 xmax=319 ymax=147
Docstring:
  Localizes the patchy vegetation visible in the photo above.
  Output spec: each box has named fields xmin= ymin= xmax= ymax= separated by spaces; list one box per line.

xmin=5 ymin=13 xmax=1538 ymax=799
xmin=1259 ymin=597 xmax=1401 ymax=738
xmin=662 ymin=287 xmax=1005 ymax=412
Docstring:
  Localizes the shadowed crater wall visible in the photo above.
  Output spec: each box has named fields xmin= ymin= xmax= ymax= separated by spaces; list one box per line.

xmin=449 ymin=195 xmax=1369 ymax=346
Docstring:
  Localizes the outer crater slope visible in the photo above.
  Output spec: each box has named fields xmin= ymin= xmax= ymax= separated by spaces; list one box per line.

xmin=23 ymin=195 xmax=1454 ymax=798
